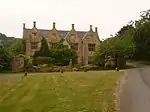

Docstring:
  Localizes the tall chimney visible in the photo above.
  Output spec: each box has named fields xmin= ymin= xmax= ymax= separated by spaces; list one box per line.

xmin=33 ymin=21 xmax=36 ymax=28
xmin=23 ymin=23 xmax=26 ymax=29
xmin=90 ymin=25 xmax=93 ymax=31
xmin=72 ymin=24 xmax=75 ymax=30
xmin=95 ymin=27 xmax=98 ymax=33
xmin=53 ymin=22 xmax=56 ymax=29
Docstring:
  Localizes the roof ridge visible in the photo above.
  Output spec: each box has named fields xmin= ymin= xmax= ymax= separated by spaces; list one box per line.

xmin=25 ymin=28 xmax=87 ymax=32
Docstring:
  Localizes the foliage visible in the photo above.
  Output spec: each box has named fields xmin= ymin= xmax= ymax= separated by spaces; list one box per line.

xmin=7 ymin=38 xmax=26 ymax=57
xmin=117 ymin=23 xmax=134 ymax=37
xmin=33 ymin=56 xmax=53 ymax=66
xmin=92 ymin=24 xmax=136 ymax=67
xmin=92 ymin=9 xmax=150 ymax=64
xmin=50 ymin=39 xmax=77 ymax=66
xmin=133 ymin=19 xmax=150 ymax=60
xmin=0 ymin=46 xmax=12 ymax=71
xmin=0 ymin=34 xmax=18 ymax=71
xmin=0 ymin=33 xmax=7 ymax=40
xmin=34 ymin=37 xmax=50 ymax=57
xmin=0 ymin=33 xmax=15 ymax=47
xmin=72 ymin=67 xmax=79 ymax=71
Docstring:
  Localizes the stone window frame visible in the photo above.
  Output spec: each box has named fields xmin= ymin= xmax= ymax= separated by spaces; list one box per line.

xmin=71 ymin=33 xmax=75 ymax=36
xmin=52 ymin=33 xmax=56 ymax=36
xmin=32 ymin=32 xmax=37 ymax=36
xmin=88 ymin=43 xmax=96 ymax=51
xmin=31 ymin=42 xmax=38 ymax=49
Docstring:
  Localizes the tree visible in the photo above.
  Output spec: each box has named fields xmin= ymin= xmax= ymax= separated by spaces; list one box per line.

xmin=0 ymin=45 xmax=12 ymax=71
xmin=0 ymin=33 xmax=7 ymax=40
xmin=133 ymin=21 xmax=150 ymax=60
xmin=132 ymin=9 xmax=150 ymax=60
xmin=34 ymin=37 xmax=50 ymax=57
xmin=117 ymin=24 xmax=134 ymax=37
xmin=7 ymin=38 xmax=26 ymax=57
xmin=50 ymin=39 xmax=77 ymax=66
xmin=93 ymin=30 xmax=136 ymax=67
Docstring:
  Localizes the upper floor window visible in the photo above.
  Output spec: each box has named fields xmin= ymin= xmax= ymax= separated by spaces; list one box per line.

xmin=88 ymin=44 xmax=95 ymax=51
xmin=31 ymin=42 xmax=38 ymax=49
xmin=52 ymin=33 xmax=56 ymax=36
xmin=71 ymin=43 xmax=78 ymax=50
xmin=32 ymin=32 xmax=37 ymax=36
xmin=71 ymin=33 xmax=75 ymax=36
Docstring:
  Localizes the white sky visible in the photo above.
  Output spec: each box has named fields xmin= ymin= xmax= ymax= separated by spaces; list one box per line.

xmin=0 ymin=0 xmax=149 ymax=39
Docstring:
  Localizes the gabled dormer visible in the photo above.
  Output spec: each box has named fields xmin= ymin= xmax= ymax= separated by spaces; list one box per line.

xmin=66 ymin=24 xmax=81 ymax=43
xmin=23 ymin=21 xmax=42 ymax=56
xmin=29 ymin=21 xmax=42 ymax=43
xmin=82 ymin=25 xmax=100 ymax=53
xmin=83 ymin=25 xmax=95 ymax=41
xmin=46 ymin=22 xmax=61 ymax=47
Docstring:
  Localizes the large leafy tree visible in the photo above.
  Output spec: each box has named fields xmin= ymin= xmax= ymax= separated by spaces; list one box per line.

xmin=133 ymin=9 xmax=150 ymax=60
xmin=117 ymin=23 xmax=134 ymax=37
xmin=7 ymin=38 xmax=26 ymax=57
xmin=50 ymin=39 xmax=77 ymax=66
xmin=34 ymin=37 xmax=50 ymax=57
xmin=0 ymin=46 xmax=12 ymax=71
xmin=93 ymin=29 xmax=136 ymax=66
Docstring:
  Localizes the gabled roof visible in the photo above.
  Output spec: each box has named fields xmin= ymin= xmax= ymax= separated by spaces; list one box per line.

xmin=24 ymin=28 xmax=87 ymax=39
xmin=77 ymin=31 xmax=87 ymax=38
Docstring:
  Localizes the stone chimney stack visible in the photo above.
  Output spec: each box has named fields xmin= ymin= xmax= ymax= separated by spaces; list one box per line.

xmin=72 ymin=24 xmax=75 ymax=30
xmin=53 ymin=22 xmax=56 ymax=29
xmin=23 ymin=23 xmax=26 ymax=29
xmin=95 ymin=27 xmax=98 ymax=33
xmin=33 ymin=21 xmax=36 ymax=28
xmin=90 ymin=25 xmax=93 ymax=31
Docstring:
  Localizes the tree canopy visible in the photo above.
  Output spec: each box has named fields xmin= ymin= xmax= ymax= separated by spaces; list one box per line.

xmin=50 ymin=39 xmax=77 ymax=66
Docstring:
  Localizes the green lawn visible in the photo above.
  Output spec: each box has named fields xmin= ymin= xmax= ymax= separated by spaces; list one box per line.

xmin=0 ymin=71 xmax=124 ymax=112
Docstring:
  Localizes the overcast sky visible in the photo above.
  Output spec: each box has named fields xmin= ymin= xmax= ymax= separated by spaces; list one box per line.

xmin=0 ymin=0 xmax=149 ymax=39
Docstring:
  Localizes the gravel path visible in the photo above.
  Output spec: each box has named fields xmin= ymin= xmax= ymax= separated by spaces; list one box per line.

xmin=119 ymin=66 xmax=150 ymax=112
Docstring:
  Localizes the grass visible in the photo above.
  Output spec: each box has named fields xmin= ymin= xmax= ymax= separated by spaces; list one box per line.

xmin=0 ymin=71 xmax=124 ymax=112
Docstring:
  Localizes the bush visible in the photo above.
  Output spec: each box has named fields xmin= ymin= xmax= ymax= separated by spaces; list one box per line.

xmin=39 ymin=64 xmax=48 ymax=67
xmin=33 ymin=56 xmax=53 ymax=66
xmin=72 ymin=67 xmax=79 ymax=71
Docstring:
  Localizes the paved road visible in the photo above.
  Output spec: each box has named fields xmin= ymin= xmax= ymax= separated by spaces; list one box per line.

xmin=120 ymin=65 xmax=150 ymax=112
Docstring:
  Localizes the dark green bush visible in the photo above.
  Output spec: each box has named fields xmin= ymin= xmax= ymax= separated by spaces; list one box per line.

xmin=33 ymin=56 xmax=53 ymax=66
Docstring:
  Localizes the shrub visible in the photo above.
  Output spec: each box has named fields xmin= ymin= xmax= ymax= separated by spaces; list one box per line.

xmin=39 ymin=64 xmax=48 ymax=67
xmin=72 ymin=67 xmax=79 ymax=71
xmin=34 ymin=56 xmax=53 ymax=66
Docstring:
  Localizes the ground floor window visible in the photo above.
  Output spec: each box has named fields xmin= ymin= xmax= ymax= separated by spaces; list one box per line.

xmin=88 ymin=44 xmax=96 ymax=51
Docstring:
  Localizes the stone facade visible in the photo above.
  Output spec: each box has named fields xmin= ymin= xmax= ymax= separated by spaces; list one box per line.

xmin=11 ymin=56 xmax=25 ymax=72
xmin=23 ymin=21 xmax=100 ymax=65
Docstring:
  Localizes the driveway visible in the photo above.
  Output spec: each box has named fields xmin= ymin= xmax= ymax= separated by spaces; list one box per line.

xmin=119 ymin=65 xmax=150 ymax=112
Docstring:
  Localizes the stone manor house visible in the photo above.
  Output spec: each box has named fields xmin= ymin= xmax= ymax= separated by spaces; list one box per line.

xmin=23 ymin=21 xmax=100 ymax=65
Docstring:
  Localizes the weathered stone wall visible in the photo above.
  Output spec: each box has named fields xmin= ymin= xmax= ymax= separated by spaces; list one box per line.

xmin=65 ymin=25 xmax=83 ymax=65
xmin=46 ymin=23 xmax=61 ymax=48
xmin=24 ymin=26 xmax=42 ymax=56
xmin=11 ymin=56 xmax=25 ymax=72
xmin=82 ymin=26 xmax=100 ymax=65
